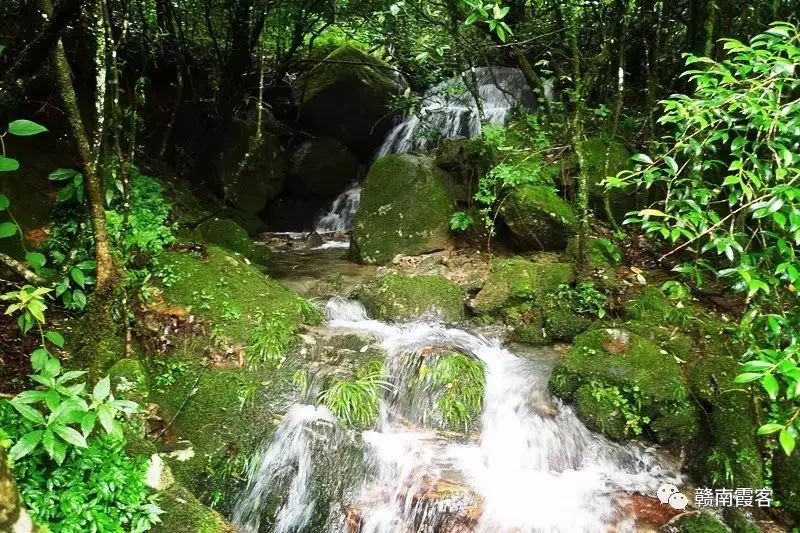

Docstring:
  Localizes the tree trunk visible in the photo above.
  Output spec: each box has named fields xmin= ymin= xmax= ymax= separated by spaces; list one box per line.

xmin=0 ymin=448 xmax=33 ymax=533
xmin=37 ymin=0 xmax=117 ymax=295
xmin=512 ymin=46 xmax=554 ymax=124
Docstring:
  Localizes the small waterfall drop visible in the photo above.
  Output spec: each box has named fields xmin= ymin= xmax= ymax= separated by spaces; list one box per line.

xmin=377 ymin=67 xmax=541 ymax=157
xmin=314 ymin=67 xmax=541 ymax=234
xmin=234 ymin=298 xmax=681 ymax=532
xmin=315 ymin=183 xmax=362 ymax=234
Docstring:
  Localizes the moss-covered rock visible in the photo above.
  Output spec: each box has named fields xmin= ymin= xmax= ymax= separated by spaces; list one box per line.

xmin=773 ymin=450 xmax=800 ymax=522
xmin=498 ymin=185 xmax=577 ymax=251
xmin=503 ymin=303 xmax=546 ymax=345
xmin=549 ymin=328 xmax=697 ymax=443
xmin=108 ymin=358 xmax=149 ymax=405
xmin=291 ymin=137 xmax=358 ymax=197
xmin=687 ymin=357 xmax=763 ymax=491
xmin=218 ymin=113 xmax=287 ymax=214
xmin=153 ymin=484 xmax=235 ymax=533
xmin=434 ymin=137 xmax=491 ymax=202
xmin=156 ymin=246 xmax=306 ymax=347
xmin=473 ymin=257 xmax=574 ymax=314
xmin=298 ymin=46 xmax=401 ymax=156
xmin=664 ymin=511 xmax=731 ymax=533
xmin=195 ymin=218 xmax=257 ymax=260
xmin=359 ymin=274 xmax=464 ymax=322
xmin=351 ymin=154 xmax=455 ymax=264
xmin=574 ymin=384 xmax=628 ymax=440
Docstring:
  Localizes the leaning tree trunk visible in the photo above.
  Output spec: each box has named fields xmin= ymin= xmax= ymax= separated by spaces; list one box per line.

xmin=38 ymin=0 xmax=123 ymax=374
xmin=0 ymin=448 xmax=33 ymax=533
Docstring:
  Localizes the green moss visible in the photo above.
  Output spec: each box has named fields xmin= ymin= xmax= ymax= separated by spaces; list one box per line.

xmin=549 ymin=328 xmax=697 ymax=443
xmin=352 ymin=154 xmax=454 ymax=264
xmin=300 ymin=46 xmax=396 ymax=104
xmin=474 ymin=257 xmax=574 ymax=314
xmin=688 ymin=357 xmax=763 ymax=490
xmin=669 ymin=511 xmax=731 ymax=533
xmin=503 ymin=303 xmax=546 ymax=345
xmin=574 ymin=384 xmax=628 ymax=440
xmin=773 ymin=451 xmax=800 ymax=521
xmin=108 ymin=358 xmax=149 ymax=404
xmin=153 ymin=484 xmax=234 ymax=533
xmin=499 ymin=185 xmax=577 ymax=251
xmin=157 ymin=246 xmax=306 ymax=347
xmin=195 ymin=218 xmax=258 ymax=260
xmin=360 ymin=273 xmax=464 ymax=322
xmin=543 ymin=305 xmax=593 ymax=343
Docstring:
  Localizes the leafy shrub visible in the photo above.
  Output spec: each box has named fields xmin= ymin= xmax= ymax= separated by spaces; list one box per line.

xmin=246 ymin=311 xmax=296 ymax=366
xmin=1 ymin=402 xmax=161 ymax=532
xmin=588 ymin=382 xmax=650 ymax=437
xmin=553 ymin=282 xmax=608 ymax=318
xmin=606 ymin=22 xmax=800 ymax=455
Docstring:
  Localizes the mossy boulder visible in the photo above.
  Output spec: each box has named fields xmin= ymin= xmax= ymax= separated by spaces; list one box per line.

xmin=687 ymin=357 xmax=763 ymax=490
xmin=298 ymin=46 xmax=401 ymax=157
xmin=574 ymin=384 xmax=628 ymax=440
xmin=218 ymin=112 xmax=287 ymax=214
xmin=498 ymin=185 xmax=577 ymax=251
xmin=434 ymin=137 xmax=491 ymax=202
xmin=195 ymin=218 xmax=258 ymax=260
xmin=156 ymin=245 xmax=306 ymax=347
xmin=578 ymin=134 xmax=640 ymax=222
xmin=473 ymin=257 xmax=574 ymax=314
xmin=503 ymin=303 xmax=546 ymax=344
xmin=108 ymin=358 xmax=149 ymax=405
xmin=291 ymin=137 xmax=358 ymax=197
xmin=351 ymin=154 xmax=455 ymax=264
xmin=153 ymin=484 xmax=235 ymax=533
xmin=549 ymin=328 xmax=697 ymax=443
xmin=359 ymin=274 xmax=464 ymax=322
xmin=664 ymin=511 xmax=730 ymax=533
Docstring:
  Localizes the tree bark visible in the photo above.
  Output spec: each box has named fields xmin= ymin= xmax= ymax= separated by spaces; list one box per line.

xmin=37 ymin=0 xmax=117 ymax=295
xmin=0 ymin=448 xmax=33 ymax=533
xmin=512 ymin=46 xmax=555 ymax=124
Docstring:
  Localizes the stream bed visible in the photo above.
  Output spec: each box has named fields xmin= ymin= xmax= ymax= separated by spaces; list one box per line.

xmin=230 ymin=295 xmax=682 ymax=532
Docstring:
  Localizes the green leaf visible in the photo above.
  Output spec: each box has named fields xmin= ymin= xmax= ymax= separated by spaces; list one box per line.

xmin=8 ymin=119 xmax=48 ymax=136
xmin=0 ymin=156 xmax=20 ymax=172
xmin=43 ymin=357 xmax=61 ymax=377
xmin=761 ymin=374 xmax=779 ymax=400
xmin=44 ymin=389 xmax=60 ymax=411
xmin=758 ymin=423 xmax=785 ymax=435
xmin=638 ymin=209 xmax=668 ymax=218
xmin=81 ymin=411 xmax=96 ymax=437
xmin=12 ymin=390 xmax=47 ymax=404
xmin=0 ymin=222 xmax=18 ymax=238
xmin=44 ymin=331 xmax=64 ymax=348
xmin=779 ymin=429 xmax=796 ymax=456
xmin=56 ymin=370 xmax=86 ymax=385
xmin=8 ymin=430 xmax=44 ymax=461
xmin=733 ymin=372 xmax=763 ymax=383
xmin=48 ymin=168 xmax=79 ymax=181
xmin=25 ymin=252 xmax=47 ymax=270
xmin=97 ymin=403 xmax=115 ymax=433
xmin=52 ymin=425 xmax=88 ymax=448
xmin=70 ymin=267 xmax=86 ymax=288
xmin=93 ymin=376 xmax=111 ymax=401
xmin=631 ymin=153 xmax=654 ymax=164
xmin=0 ymin=194 xmax=9 ymax=210
xmin=50 ymin=437 xmax=67 ymax=464
xmin=30 ymin=348 xmax=49 ymax=371
xmin=42 ymin=429 xmax=56 ymax=460
xmin=110 ymin=399 xmax=140 ymax=414
xmin=10 ymin=402 xmax=46 ymax=425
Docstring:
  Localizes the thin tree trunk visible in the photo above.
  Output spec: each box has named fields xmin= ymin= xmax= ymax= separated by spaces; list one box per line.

xmin=37 ymin=0 xmax=117 ymax=295
xmin=512 ymin=46 xmax=554 ymax=124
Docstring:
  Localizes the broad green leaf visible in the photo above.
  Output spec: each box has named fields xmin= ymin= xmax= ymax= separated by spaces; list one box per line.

xmin=93 ymin=376 xmax=111 ymax=401
xmin=8 ymin=119 xmax=48 ymax=136
xmin=0 ymin=194 xmax=9 ymax=210
xmin=733 ymin=372 xmax=762 ymax=383
xmin=10 ymin=402 xmax=45 ymax=425
xmin=30 ymin=348 xmax=49 ymax=371
xmin=0 ymin=222 xmax=17 ymax=238
xmin=25 ymin=252 xmax=46 ymax=270
xmin=97 ymin=403 xmax=115 ymax=433
xmin=761 ymin=374 xmax=779 ymax=400
xmin=56 ymin=370 xmax=86 ymax=385
xmin=0 ymin=156 xmax=20 ymax=172
xmin=638 ymin=209 xmax=668 ymax=218
xmin=44 ymin=331 xmax=64 ymax=348
xmin=779 ymin=429 xmax=796 ymax=456
xmin=42 ymin=429 xmax=56 ymax=460
xmin=52 ymin=425 xmax=88 ymax=448
xmin=81 ymin=411 xmax=96 ymax=437
xmin=48 ymin=168 xmax=79 ymax=181
xmin=43 ymin=357 xmax=61 ymax=377
xmin=8 ymin=430 xmax=44 ymax=461
xmin=758 ymin=423 xmax=785 ymax=435
xmin=70 ymin=267 xmax=86 ymax=288
xmin=12 ymin=390 xmax=47 ymax=404
xmin=631 ymin=153 xmax=654 ymax=164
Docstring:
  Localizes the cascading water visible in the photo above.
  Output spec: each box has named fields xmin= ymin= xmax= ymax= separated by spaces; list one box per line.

xmin=376 ymin=67 xmax=543 ymax=157
xmin=314 ymin=67 xmax=542 ymax=234
xmin=233 ymin=298 xmax=682 ymax=532
xmin=315 ymin=183 xmax=362 ymax=234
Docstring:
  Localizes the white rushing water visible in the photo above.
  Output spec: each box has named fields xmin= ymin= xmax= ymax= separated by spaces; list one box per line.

xmin=315 ymin=183 xmax=362 ymax=233
xmin=314 ymin=67 xmax=542 ymax=234
xmin=233 ymin=298 xmax=681 ymax=532
xmin=376 ymin=67 xmax=542 ymax=157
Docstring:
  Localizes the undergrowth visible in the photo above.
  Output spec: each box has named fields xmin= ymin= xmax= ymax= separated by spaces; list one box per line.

xmin=317 ymin=358 xmax=389 ymax=429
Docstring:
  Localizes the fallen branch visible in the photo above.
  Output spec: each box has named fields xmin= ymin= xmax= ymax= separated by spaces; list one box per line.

xmin=0 ymin=252 xmax=46 ymax=285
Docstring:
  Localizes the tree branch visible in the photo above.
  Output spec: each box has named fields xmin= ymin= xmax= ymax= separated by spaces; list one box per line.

xmin=0 ymin=253 xmax=46 ymax=285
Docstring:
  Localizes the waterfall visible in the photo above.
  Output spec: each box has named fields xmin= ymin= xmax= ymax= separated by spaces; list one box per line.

xmin=315 ymin=183 xmax=362 ymax=233
xmin=376 ymin=67 xmax=542 ymax=157
xmin=234 ymin=298 xmax=681 ymax=532
xmin=314 ymin=67 xmax=541 ymax=234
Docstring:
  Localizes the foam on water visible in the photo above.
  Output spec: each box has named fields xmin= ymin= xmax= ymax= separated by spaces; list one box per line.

xmin=234 ymin=298 xmax=680 ymax=532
